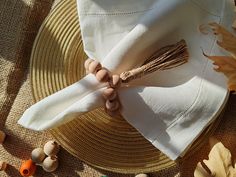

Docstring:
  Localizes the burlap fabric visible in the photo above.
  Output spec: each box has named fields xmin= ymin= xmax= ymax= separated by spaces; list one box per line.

xmin=0 ymin=0 xmax=236 ymax=176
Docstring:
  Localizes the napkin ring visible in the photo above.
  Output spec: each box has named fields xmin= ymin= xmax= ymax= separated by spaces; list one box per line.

xmin=85 ymin=39 xmax=189 ymax=117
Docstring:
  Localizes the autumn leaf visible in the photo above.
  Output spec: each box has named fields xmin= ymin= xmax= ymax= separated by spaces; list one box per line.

xmin=203 ymin=23 xmax=236 ymax=92
xmin=194 ymin=141 xmax=236 ymax=177
xmin=209 ymin=22 xmax=236 ymax=58
xmin=203 ymin=54 xmax=236 ymax=92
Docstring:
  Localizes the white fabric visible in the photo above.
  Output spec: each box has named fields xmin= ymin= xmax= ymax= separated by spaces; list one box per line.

xmin=18 ymin=0 xmax=234 ymax=160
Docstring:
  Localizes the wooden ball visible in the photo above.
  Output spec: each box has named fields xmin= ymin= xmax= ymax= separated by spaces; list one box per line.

xmin=84 ymin=58 xmax=94 ymax=71
xmin=105 ymin=100 xmax=119 ymax=111
xmin=106 ymin=109 xmax=120 ymax=118
xmin=102 ymin=88 xmax=117 ymax=100
xmin=96 ymin=69 xmax=110 ymax=82
xmin=109 ymin=75 xmax=121 ymax=88
xmin=43 ymin=140 xmax=60 ymax=156
xmin=88 ymin=60 xmax=102 ymax=74
xmin=135 ymin=174 xmax=149 ymax=177
xmin=31 ymin=148 xmax=46 ymax=164
xmin=0 ymin=130 xmax=6 ymax=144
xmin=0 ymin=161 xmax=7 ymax=171
xmin=42 ymin=156 xmax=59 ymax=172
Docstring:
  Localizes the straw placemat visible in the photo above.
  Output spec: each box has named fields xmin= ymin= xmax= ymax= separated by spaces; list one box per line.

xmin=30 ymin=0 xmax=224 ymax=174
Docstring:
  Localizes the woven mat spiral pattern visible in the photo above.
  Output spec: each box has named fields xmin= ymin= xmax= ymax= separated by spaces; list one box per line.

xmin=30 ymin=0 xmax=222 ymax=174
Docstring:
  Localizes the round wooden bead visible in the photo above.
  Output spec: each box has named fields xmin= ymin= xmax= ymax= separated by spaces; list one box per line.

xmin=84 ymin=58 xmax=94 ymax=71
xmin=88 ymin=60 xmax=102 ymax=74
xmin=105 ymin=99 xmax=119 ymax=111
xmin=0 ymin=161 xmax=7 ymax=171
xmin=42 ymin=156 xmax=59 ymax=172
xmin=109 ymin=75 xmax=121 ymax=88
xmin=0 ymin=130 xmax=6 ymax=144
xmin=106 ymin=109 xmax=120 ymax=117
xmin=31 ymin=148 xmax=46 ymax=164
xmin=135 ymin=174 xmax=149 ymax=177
xmin=43 ymin=140 xmax=60 ymax=156
xmin=96 ymin=69 xmax=110 ymax=82
xmin=102 ymin=88 xmax=117 ymax=100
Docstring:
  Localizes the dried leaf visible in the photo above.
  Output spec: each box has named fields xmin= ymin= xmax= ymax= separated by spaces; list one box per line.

xmin=194 ymin=142 xmax=236 ymax=177
xmin=203 ymin=23 xmax=236 ymax=92
xmin=203 ymin=54 xmax=236 ymax=92
xmin=209 ymin=22 xmax=236 ymax=58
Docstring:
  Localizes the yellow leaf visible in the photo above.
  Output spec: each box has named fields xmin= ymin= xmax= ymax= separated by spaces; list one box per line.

xmin=194 ymin=142 xmax=236 ymax=177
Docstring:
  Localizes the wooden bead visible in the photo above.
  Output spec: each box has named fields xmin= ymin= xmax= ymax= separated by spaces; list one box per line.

xmin=31 ymin=148 xmax=46 ymax=164
xmin=84 ymin=58 xmax=94 ymax=71
xmin=105 ymin=100 xmax=119 ymax=111
xmin=20 ymin=159 xmax=36 ymax=177
xmin=88 ymin=60 xmax=102 ymax=74
xmin=102 ymin=88 xmax=117 ymax=100
xmin=106 ymin=109 xmax=120 ymax=118
xmin=96 ymin=69 xmax=110 ymax=82
xmin=0 ymin=161 xmax=7 ymax=171
xmin=109 ymin=75 xmax=121 ymax=88
xmin=0 ymin=130 xmax=6 ymax=144
xmin=42 ymin=156 xmax=59 ymax=172
xmin=135 ymin=174 xmax=149 ymax=177
xmin=43 ymin=140 xmax=60 ymax=156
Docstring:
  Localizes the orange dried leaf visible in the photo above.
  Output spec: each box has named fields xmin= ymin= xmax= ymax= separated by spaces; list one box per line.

xmin=204 ymin=54 xmax=236 ymax=92
xmin=194 ymin=142 xmax=236 ymax=177
xmin=208 ymin=22 xmax=236 ymax=58
xmin=203 ymin=23 xmax=236 ymax=92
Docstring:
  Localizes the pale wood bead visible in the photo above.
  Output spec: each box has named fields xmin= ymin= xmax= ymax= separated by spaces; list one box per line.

xmin=84 ymin=58 xmax=94 ymax=71
xmin=42 ymin=156 xmax=59 ymax=172
xmin=102 ymin=88 xmax=117 ymax=100
xmin=105 ymin=99 xmax=119 ymax=111
xmin=31 ymin=148 xmax=46 ymax=164
xmin=135 ymin=174 xmax=149 ymax=177
xmin=43 ymin=140 xmax=60 ymax=156
xmin=0 ymin=161 xmax=7 ymax=171
xmin=109 ymin=75 xmax=121 ymax=88
xmin=0 ymin=130 xmax=6 ymax=144
xmin=88 ymin=60 xmax=102 ymax=74
xmin=106 ymin=109 xmax=120 ymax=117
xmin=96 ymin=68 xmax=110 ymax=82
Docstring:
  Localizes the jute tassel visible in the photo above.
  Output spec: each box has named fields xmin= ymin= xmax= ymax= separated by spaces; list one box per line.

xmin=120 ymin=39 xmax=189 ymax=83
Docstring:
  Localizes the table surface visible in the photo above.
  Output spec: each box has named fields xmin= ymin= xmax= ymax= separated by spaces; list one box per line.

xmin=0 ymin=0 xmax=236 ymax=176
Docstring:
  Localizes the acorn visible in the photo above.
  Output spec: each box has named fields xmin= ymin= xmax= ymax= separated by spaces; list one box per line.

xmin=31 ymin=148 xmax=46 ymax=164
xmin=0 ymin=130 xmax=6 ymax=144
xmin=105 ymin=99 xmax=119 ymax=111
xmin=0 ymin=161 xmax=7 ymax=171
xmin=102 ymin=88 xmax=117 ymax=100
xmin=109 ymin=75 xmax=121 ymax=88
xmin=19 ymin=159 xmax=36 ymax=177
xmin=135 ymin=174 xmax=149 ymax=177
xmin=42 ymin=156 xmax=59 ymax=172
xmin=84 ymin=58 xmax=94 ymax=71
xmin=43 ymin=140 xmax=60 ymax=156
xmin=88 ymin=60 xmax=102 ymax=74
xmin=96 ymin=68 xmax=110 ymax=82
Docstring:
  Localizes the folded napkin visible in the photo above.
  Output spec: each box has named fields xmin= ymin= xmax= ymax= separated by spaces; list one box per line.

xmin=18 ymin=0 xmax=234 ymax=160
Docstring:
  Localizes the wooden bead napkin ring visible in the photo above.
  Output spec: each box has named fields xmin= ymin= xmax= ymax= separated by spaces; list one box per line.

xmin=84 ymin=39 xmax=189 ymax=117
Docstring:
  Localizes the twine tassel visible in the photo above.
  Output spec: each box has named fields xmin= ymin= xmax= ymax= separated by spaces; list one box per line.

xmin=120 ymin=39 xmax=189 ymax=83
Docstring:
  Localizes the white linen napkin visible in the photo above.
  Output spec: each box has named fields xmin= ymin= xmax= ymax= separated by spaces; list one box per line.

xmin=18 ymin=0 xmax=234 ymax=160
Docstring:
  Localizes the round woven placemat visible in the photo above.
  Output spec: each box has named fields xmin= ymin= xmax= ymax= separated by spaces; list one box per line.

xmin=30 ymin=0 xmax=222 ymax=174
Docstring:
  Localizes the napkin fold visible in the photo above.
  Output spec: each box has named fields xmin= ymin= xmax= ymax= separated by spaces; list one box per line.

xmin=18 ymin=0 xmax=233 ymax=160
